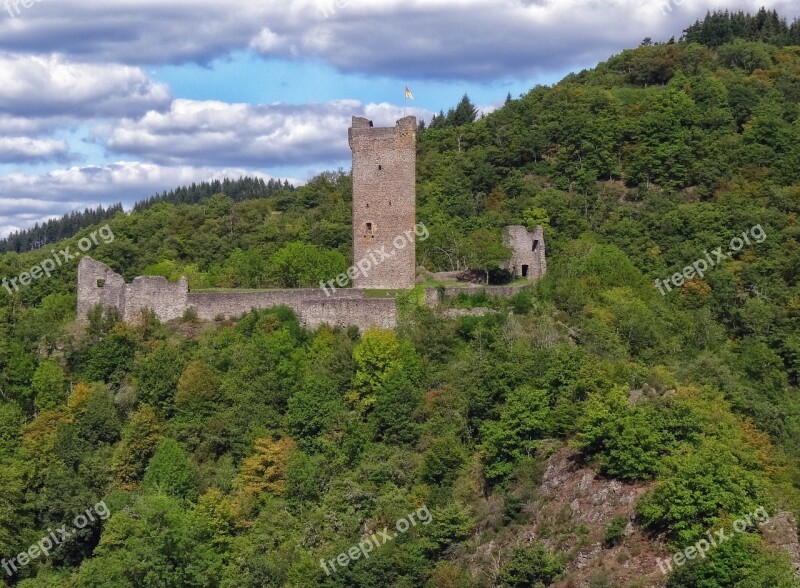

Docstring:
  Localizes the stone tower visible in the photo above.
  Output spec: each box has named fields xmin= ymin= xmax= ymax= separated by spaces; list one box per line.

xmin=503 ymin=225 xmax=547 ymax=280
xmin=349 ymin=116 xmax=416 ymax=289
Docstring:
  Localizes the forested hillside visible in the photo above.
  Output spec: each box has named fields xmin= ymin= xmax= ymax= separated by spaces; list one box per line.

xmin=0 ymin=12 xmax=799 ymax=587
xmin=0 ymin=178 xmax=294 ymax=255
xmin=0 ymin=205 xmax=124 ymax=255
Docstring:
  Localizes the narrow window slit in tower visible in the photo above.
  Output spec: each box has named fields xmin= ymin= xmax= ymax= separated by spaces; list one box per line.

xmin=532 ymin=239 xmax=539 ymax=252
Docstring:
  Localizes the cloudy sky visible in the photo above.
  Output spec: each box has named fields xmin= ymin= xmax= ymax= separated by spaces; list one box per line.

xmin=0 ymin=0 xmax=797 ymax=237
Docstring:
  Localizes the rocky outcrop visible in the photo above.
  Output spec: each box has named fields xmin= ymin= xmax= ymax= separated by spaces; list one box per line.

xmin=761 ymin=511 xmax=800 ymax=577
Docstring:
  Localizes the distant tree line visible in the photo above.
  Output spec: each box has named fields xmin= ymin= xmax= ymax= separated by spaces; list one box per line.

xmin=132 ymin=177 xmax=294 ymax=212
xmin=0 ymin=204 xmax=124 ymax=254
xmin=683 ymin=8 xmax=800 ymax=47
xmin=1 ymin=178 xmax=295 ymax=254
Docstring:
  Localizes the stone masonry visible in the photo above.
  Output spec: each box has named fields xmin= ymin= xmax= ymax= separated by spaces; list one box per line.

xmin=349 ymin=116 xmax=417 ymax=289
xmin=76 ymin=116 xmax=546 ymax=332
xmin=503 ymin=225 xmax=547 ymax=280
xmin=77 ymin=257 xmax=397 ymax=331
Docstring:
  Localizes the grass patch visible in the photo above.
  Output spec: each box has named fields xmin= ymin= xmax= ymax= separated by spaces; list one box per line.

xmin=364 ymin=289 xmax=406 ymax=298
xmin=193 ymin=288 xmax=282 ymax=293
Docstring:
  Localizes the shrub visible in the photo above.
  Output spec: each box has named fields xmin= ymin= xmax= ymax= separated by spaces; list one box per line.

xmin=637 ymin=439 xmax=768 ymax=545
xmin=603 ymin=516 xmax=628 ymax=548
xmin=143 ymin=438 xmax=198 ymax=500
xmin=182 ymin=306 xmax=199 ymax=323
xmin=497 ymin=543 xmax=563 ymax=588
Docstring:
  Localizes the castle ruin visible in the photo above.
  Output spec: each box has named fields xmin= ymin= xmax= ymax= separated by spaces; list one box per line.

xmin=503 ymin=225 xmax=547 ymax=280
xmin=350 ymin=116 xmax=417 ymax=289
xmin=77 ymin=115 xmax=547 ymax=331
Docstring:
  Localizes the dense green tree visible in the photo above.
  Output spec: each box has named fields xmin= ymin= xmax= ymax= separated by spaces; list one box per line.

xmin=0 ymin=401 xmax=23 ymax=459
xmin=481 ymin=386 xmax=550 ymax=483
xmin=637 ymin=438 xmax=768 ymax=544
xmin=74 ymin=494 xmax=227 ymax=587
xmin=31 ymin=360 xmax=67 ymax=412
xmin=112 ymin=405 xmax=161 ymax=489
xmin=79 ymin=327 xmax=137 ymax=386
xmin=497 ymin=543 xmax=563 ymax=588
xmin=133 ymin=343 xmax=187 ymax=414
xmin=68 ymin=382 xmax=121 ymax=446
xmin=267 ymin=242 xmax=347 ymax=288
xmin=371 ymin=366 xmax=423 ymax=444
xmin=462 ymin=229 xmax=511 ymax=283
xmin=666 ymin=532 xmax=797 ymax=587
xmin=143 ymin=438 xmax=198 ymax=500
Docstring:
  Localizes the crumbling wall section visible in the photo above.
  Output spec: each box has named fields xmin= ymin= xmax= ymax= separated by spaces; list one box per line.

xmin=76 ymin=257 xmax=126 ymax=323
xmin=503 ymin=225 xmax=547 ymax=280
xmin=124 ymin=276 xmax=188 ymax=322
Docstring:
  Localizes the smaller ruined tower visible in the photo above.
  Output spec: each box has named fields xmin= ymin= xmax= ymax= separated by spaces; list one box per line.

xmin=349 ymin=116 xmax=417 ymax=289
xmin=503 ymin=225 xmax=547 ymax=280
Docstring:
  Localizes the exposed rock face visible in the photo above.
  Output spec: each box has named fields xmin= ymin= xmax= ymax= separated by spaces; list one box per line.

xmin=535 ymin=448 xmax=669 ymax=588
xmin=761 ymin=511 xmax=800 ymax=577
xmin=465 ymin=447 xmax=800 ymax=587
xmin=465 ymin=446 xmax=671 ymax=588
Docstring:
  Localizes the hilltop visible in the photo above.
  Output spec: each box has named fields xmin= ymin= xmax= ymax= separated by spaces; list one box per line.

xmin=0 ymin=9 xmax=799 ymax=587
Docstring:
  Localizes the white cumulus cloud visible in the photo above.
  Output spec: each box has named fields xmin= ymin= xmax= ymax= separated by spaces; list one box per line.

xmin=0 ymin=53 xmax=171 ymax=118
xmin=101 ymin=99 xmax=434 ymax=167
xmin=0 ymin=137 xmax=69 ymax=162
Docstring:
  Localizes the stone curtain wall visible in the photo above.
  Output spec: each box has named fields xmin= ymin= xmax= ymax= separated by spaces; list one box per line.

xmin=349 ymin=116 xmax=417 ymax=289
xmin=186 ymin=289 xmax=364 ymax=321
xmin=124 ymin=276 xmax=188 ymax=322
xmin=78 ymin=257 xmax=539 ymax=332
xmin=77 ymin=256 xmax=396 ymax=330
xmin=302 ymin=298 xmax=397 ymax=330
